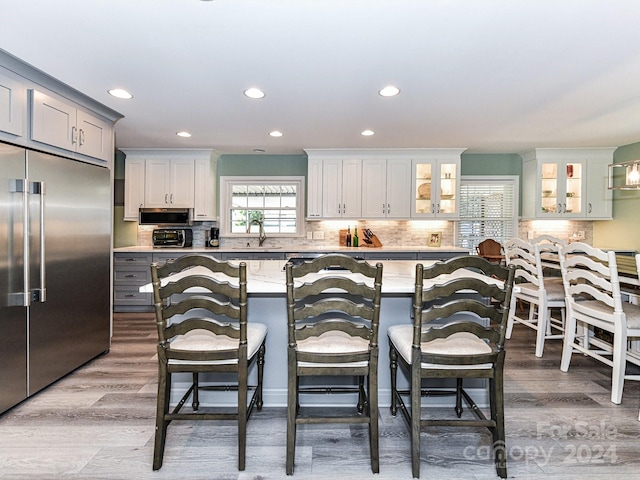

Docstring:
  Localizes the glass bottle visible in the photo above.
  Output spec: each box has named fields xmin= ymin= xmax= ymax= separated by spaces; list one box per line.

xmin=353 ymin=227 xmax=359 ymax=247
xmin=346 ymin=226 xmax=352 ymax=247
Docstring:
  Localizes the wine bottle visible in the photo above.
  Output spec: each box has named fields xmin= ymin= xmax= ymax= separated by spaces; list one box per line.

xmin=353 ymin=227 xmax=359 ymax=247
xmin=346 ymin=226 xmax=352 ymax=247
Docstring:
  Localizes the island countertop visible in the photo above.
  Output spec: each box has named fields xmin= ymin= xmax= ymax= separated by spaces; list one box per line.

xmin=115 ymin=245 xmax=470 ymax=255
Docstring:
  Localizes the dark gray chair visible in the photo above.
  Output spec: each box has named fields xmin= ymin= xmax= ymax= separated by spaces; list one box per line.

xmin=150 ymin=254 xmax=267 ymax=471
xmin=388 ymin=256 xmax=515 ymax=478
xmin=285 ymin=254 xmax=383 ymax=475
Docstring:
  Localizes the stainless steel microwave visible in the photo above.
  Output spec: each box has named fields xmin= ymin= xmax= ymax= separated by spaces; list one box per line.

xmin=139 ymin=208 xmax=192 ymax=226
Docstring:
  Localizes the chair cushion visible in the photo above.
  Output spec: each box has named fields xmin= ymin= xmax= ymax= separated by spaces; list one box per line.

xmin=387 ymin=324 xmax=492 ymax=370
xmin=572 ymin=300 xmax=640 ymax=330
xmin=168 ymin=323 xmax=267 ymax=365
xmin=297 ymin=330 xmax=370 ymax=368
xmin=517 ymin=281 xmax=565 ymax=302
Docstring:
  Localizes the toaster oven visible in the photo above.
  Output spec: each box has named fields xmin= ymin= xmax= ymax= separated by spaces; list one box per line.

xmin=152 ymin=229 xmax=193 ymax=247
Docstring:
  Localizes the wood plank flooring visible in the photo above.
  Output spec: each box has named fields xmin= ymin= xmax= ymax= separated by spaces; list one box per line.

xmin=1 ymin=312 xmax=640 ymax=479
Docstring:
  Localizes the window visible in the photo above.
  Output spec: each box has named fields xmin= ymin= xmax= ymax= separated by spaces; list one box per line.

xmin=456 ymin=176 xmax=519 ymax=254
xmin=220 ymin=176 xmax=305 ymax=237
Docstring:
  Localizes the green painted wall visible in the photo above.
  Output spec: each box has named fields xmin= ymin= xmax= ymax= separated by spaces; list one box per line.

xmin=593 ymin=142 xmax=640 ymax=251
xmin=218 ymin=154 xmax=307 ymax=176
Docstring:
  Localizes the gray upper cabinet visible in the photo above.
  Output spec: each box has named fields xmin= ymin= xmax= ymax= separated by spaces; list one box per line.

xmin=0 ymin=68 xmax=26 ymax=137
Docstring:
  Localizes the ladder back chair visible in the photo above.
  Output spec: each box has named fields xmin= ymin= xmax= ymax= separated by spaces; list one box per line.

xmin=559 ymin=243 xmax=640 ymax=404
xmin=504 ymin=238 xmax=566 ymax=357
xmin=285 ymin=254 xmax=383 ymax=475
xmin=150 ymin=254 xmax=267 ymax=471
xmin=388 ymin=255 xmax=515 ymax=479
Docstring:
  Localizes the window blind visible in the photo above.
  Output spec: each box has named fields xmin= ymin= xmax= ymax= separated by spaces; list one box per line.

xmin=456 ymin=177 xmax=518 ymax=254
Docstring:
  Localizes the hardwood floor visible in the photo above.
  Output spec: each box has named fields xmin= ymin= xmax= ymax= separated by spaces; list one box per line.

xmin=1 ymin=312 xmax=640 ymax=479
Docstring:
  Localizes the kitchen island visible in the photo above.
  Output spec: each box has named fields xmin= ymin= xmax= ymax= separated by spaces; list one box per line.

xmin=139 ymin=258 xmax=495 ymax=408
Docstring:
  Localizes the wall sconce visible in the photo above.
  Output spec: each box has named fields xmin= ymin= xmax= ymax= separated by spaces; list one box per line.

xmin=608 ymin=159 xmax=640 ymax=190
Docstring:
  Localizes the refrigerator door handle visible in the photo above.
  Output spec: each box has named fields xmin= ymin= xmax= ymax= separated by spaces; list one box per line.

xmin=8 ymin=179 xmax=30 ymax=307
xmin=30 ymin=181 xmax=46 ymax=303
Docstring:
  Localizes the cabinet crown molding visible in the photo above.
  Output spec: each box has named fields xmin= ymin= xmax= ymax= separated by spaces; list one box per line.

xmin=304 ymin=148 xmax=466 ymax=158
xmin=120 ymin=148 xmax=217 ymax=159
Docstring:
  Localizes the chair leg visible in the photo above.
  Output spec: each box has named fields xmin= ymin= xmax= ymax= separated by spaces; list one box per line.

xmin=534 ymin=301 xmax=548 ymax=358
xmin=411 ymin=364 xmax=421 ymax=479
xmin=611 ymin=325 xmax=627 ymax=404
xmin=191 ymin=372 xmax=199 ymax=411
xmin=491 ymin=368 xmax=508 ymax=479
xmin=560 ymin=311 xmax=577 ymax=372
xmin=369 ymin=354 xmax=380 ymax=474
xmin=238 ymin=364 xmax=248 ymax=471
xmin=257 ymin=342 xmax=266 ymax=410
xmin=357 ymin=375 xmax=366 ymax=413
xmin=389 ymin=342 xmax=398 ymax=416
xmin=505 ymin=294 xmax=518 ymax=339
xmin=455 ymin=378 xmax=463 ymax=417
xmin=286 ymin=350 xmax=297 ymax=475
xmin=153 ymin=366 xmax=171 ymax=471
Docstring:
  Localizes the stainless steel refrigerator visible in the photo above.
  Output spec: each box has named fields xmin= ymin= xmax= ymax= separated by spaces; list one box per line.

xmin=0 ymin=142 xmax=111 ymax=414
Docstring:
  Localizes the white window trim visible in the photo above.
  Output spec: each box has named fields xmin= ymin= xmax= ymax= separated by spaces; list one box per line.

xmin=455 ymin=175 xmax=519 ymax=248
xmin=219 ymin=176 xmax=305 ymax=238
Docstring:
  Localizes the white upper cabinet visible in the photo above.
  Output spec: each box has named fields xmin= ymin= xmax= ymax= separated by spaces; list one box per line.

xmin=124 ymin=157 xmax=145 ymax=221
xmin=144 ymin=158 xmax=195 ymax=208
xmin=322 ymin=157 xmax=362 ymax=218
xmin=306 ymin=156 xmax=323 ymax=218
xmin=306 ymin=148 xmax=464 ymax=220
xmin=362 ymin=157 xmax=411 ymax=218
xmin=122 ymin=149 xmax=216 ymax=221
xmin=194 ymin=156 xmax=217 ymax=221
xmin=0 ymin=69 xmax=26 ymax=137
xmin=521 ymin=148 xmax=615 ymax=220
xmin=31 ymin=90 xmax=112 ymax=162
xmin=411 ymin=149 xmax=464 ymax=219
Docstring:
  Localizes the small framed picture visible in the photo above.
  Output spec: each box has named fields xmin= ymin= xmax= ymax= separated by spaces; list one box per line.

xmin=428 ymin=231 xmax=442 ymax=247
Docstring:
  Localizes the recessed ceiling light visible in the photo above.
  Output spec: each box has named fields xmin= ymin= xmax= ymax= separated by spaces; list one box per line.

xmin=108 ymin=88 xmax=133 ymax=99
xmin=244 ymin=87 xmax=265 ymax=99
xmin=253 ymin=148 xmax=266 ymax=153
xmin=378 ymin=85 xmax=400 ymax=97
xmin=361 ymin=130 xmax=375 ymax=136
xmin=269 ymin=131 xmax=283 ymax=137
xmin=176 ymin=131 xmax=192 ymax=138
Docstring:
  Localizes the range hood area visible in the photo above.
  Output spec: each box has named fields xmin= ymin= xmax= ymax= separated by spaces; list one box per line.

xmin=139 ymin=208 xmax=193 ymax=226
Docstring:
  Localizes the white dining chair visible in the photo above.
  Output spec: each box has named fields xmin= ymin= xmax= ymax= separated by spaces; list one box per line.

xmin=559 ymin=243 xmax=640 ymax=404
xmin=504 ymin=238 xmax=566 ymax=357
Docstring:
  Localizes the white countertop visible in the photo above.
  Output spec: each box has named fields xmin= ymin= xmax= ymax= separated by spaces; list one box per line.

xmin=140 ymin=259 xmax=508 ymax=295
xmin=115 ymin=245 xmax=470 ymax=254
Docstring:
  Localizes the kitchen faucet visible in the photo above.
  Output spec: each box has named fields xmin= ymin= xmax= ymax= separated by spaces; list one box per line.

xmin=247 ymin=217 xmax=267 ymax=247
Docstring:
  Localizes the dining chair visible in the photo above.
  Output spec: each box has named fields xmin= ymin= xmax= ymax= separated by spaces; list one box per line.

xmin=387 ymin=256 xmax=515 ymax=478
xmin=504 ymin=238 xmax=566 ymax=357
xmin=559 ymin=243 xmax=640 ymax=404
xmin=476 ymin=238 xmax=505 ymax=264
xmin=285 ymin=254 xmax=383 ymax=475
xmin=150 ymin=254 xmax=267 ymax=470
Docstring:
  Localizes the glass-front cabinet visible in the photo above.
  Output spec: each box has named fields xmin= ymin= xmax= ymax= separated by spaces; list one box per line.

xmin=411 ymin=150 xmax=463 ymax=219
xmin=522 ymin=148 xmax=615 ymax=220
xmin=539 ymin=160 xmax=584 ymax=217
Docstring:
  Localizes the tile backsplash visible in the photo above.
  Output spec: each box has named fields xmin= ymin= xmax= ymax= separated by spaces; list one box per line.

xmin=137 ymin=219 xmax=593 ymax=249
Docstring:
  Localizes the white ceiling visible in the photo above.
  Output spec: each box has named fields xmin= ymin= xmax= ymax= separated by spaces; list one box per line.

xmin=3 ymin=0 xmax=640 ymax=155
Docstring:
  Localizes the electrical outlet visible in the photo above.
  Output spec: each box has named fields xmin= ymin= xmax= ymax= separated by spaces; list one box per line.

xmin=313 ymin=231 xmax=325 ymax=240
xmin=306 ymin=231 xmax=313 ymax=240
xmin=577 ymin=230 xmax=585 ymax=239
